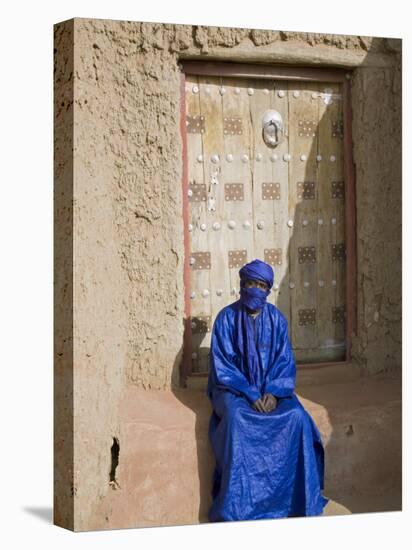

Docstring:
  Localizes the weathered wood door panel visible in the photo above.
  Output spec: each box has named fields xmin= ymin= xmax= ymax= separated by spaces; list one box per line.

xmin=183 ymin=73 xmax=347 ymax=373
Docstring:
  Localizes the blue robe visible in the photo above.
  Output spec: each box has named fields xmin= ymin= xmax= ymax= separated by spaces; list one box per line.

xmin=206 ymin=300 xmax=329 ymax=521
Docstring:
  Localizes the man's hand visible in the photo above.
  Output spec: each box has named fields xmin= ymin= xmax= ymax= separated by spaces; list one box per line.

xmin=262 ymin=393 xmax=278 ymax=412
xmin=252 ymin=394 xmax=278 ymax=413
xmin=252 ymin=397 xmax=267 ymax=413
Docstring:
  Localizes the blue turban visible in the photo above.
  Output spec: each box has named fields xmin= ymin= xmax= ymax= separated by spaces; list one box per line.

xmin=239 ymin=258 xmax=274 ymax=287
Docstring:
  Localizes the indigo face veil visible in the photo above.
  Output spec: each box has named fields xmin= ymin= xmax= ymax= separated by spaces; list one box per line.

xmin=239 ymin=285 xmax=270 ymax=311
xmin=238 ymin=258 xmax=274 ymax=309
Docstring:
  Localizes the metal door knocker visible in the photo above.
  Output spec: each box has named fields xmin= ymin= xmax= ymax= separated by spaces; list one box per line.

xmin=262 ymin=110 xmax=284 ymax=148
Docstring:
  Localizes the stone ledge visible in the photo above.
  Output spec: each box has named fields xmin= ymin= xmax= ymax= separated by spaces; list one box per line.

xmin=85 ymin=371 xmax=401 ymax=529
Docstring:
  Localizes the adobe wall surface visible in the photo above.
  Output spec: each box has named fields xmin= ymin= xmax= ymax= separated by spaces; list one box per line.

xmin=54 ymin=18 xmax=401 ymax=531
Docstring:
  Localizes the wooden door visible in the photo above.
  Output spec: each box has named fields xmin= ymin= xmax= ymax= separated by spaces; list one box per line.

xmin=183 ymin=72 xmax=349 ymax=373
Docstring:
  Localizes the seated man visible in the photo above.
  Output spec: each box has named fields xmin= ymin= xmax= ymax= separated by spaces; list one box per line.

xmin=206 ymin=258 xmax=329 ymax=522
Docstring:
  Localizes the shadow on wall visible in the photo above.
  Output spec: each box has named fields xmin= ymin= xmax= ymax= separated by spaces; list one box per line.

xmin=170 ymin=36 xmax=402 ymax=521
xmin=169 ymin=346 xmax=214 ymax=522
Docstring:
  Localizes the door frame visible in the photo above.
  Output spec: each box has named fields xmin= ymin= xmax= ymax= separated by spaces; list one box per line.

xmin=179 ymin=61 xmax=357 ymax=379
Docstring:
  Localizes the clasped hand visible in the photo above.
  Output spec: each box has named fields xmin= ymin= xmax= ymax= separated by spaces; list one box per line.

xmin=252 ymin=393 xmax=278 ymax=413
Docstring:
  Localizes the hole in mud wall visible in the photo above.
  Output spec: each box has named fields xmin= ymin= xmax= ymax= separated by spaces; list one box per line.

xmin=109 ymin=436 xmax=120 ymax=489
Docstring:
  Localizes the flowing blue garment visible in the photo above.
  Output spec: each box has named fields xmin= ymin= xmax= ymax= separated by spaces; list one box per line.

xmin=206 ymin=300 xmax=329 ymax=521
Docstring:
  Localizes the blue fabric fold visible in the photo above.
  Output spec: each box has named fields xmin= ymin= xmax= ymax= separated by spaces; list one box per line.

xmin=206 ymin=300 xmax=329 ymax=521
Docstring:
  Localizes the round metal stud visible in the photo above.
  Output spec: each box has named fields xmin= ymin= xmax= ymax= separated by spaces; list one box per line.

xmin=278 ymin=90 xmax=285 ymax=98
xmin=212 ymin=222 xmax=221 ymax=231
xmin=293 ymin=90 xmax=300 ymax=98
xmin=243 ymin=220 xmax=251 ymax=229
xmin=270 ymin=153 xmax=278 ymax=162
xmin=197 ymin=154 xmax=203 ymax=162
xmin=289 ymin=282 xmax=295 ymax=289
xmin=234 ymin=87 xmax=241 ymax=95
xmin=263 ymin=88 xmax=269 ymax=94
xmin=216 ymin=289 xmax=223 ymax=296
xmin=188 ymin=189 xmax=193 ymax=197
xmin=283 ymin=153 xmax=291 ymax=162
xmin=331 ymin=217 xmax=337 ymax=225
xmin=318 ymin=218 xmax=324 ymax=225
xmin=202 ymin=289 xmax=210 ymax=297
xmin=303 ymin=281 xmax=310 ymax=288
xmin=192 ymin=85 xmax=199 ymax=94
xmin=256 ymin=153 xmax=263 ymax=161
xmin=200 ymin=223 xmax=207 ymax=231
xmin=226 ymin=153 xmax=233 ymax=162
xmin=247 ymin=88 xmax=254 ymax=95
xmin=332 ymin=279 xmax=337 ymax=287
xmin=188 ymin=223 xmax=193 ymax=232
xmin=300 ymin=154 xmax=307 ymax=161
xmin=287 ymin=219 xmax=294 ymax=227
xmin=190 ymin=291 xmax=196 ymax=299
xmin=219 ymin=87 xmax=226 ymax=95
xmin=205 ymin=87 xmax=211 ymax=95
xmin=318 ymin=280 xmax=325 ymax=287
xmin=241 ymin=154 xmax=249 ymax=163
xmin=312 ymin=92 xmax=318 ymax=99
xmin=302 ymin=219 xmax=308 ymax=226
xmin=190 ymin=257 xmax=196 ymax=265
xmin=330 ymin=155 xmax=336 ymax=162
xmin=211 ymin=154 xmax=220 ymax=164
xmin=192 ymin=352 xmax=197 ymax=359
xmin=228 ymin=220 xmax=236 ymax=229
xmin=316 ymin=154 xmax=322 ymax=162
xmin=257 ymin=221 xmax=265 ymax=230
